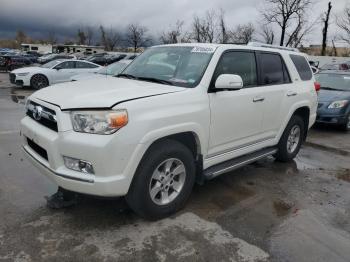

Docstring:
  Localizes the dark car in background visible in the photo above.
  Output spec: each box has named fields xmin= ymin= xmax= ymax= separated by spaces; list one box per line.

xmin=37 ymin=53 xmax=75 ymax=64
xmin=84 ymin=53 xmax=138 ymax=66
xmin=320 ymin=63 xmax=350 ymax=71
xmin=0 ymin=55 xmax=32 ymax=72
xmin=316 ymin=70 xmax=350 ymax=131
xmin=87 ymin=54 xmax=125 ymax=66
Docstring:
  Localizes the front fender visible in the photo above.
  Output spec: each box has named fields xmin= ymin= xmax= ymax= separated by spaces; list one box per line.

xmin=139 ymin=122 xmax=207 ymax=155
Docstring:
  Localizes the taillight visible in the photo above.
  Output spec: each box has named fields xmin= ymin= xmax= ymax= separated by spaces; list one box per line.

xmin=314 ymin=82 xmax=321 ymax=92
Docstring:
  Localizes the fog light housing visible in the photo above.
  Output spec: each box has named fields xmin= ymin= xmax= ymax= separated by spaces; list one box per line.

xmin=63 ymin=156 xmax=94 ymax=174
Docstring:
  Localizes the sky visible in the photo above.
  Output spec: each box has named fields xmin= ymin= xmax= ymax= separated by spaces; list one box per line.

xmin=0 ymin=0 xmax=348 ymax=45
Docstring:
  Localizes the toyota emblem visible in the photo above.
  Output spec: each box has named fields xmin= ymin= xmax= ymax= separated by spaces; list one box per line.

xmin=33 ymin=105 xmax=43 ymax=121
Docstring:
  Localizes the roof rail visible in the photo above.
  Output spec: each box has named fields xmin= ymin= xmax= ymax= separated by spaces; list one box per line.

xmin=247 ymin=42 xmax=299 ymax=52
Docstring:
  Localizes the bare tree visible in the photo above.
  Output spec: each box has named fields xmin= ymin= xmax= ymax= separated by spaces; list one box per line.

xmin=261 ymin=0 xmax=313 ymax=46
xmin=337 ymin=6 xmax=350 ymax=44
xmin=191 ymin=10 xmax=217 ymax=43
xmin=160 ymin=20 xmax=185 ymax=44
xmin=285 ymin=11 xmax=317 ymax=48
xmin=47 ymin=30 xmax=57 ymax=45
xmin=259 ymin=24 xmax=275 ymax=44
xmin=127 ymin=23 xmax=151 ymax=52
xmin=86 ymin=27 xmax=94 ymax=46
xmin=218 ymin=9 xmax=229 ymax=44
xmin=321 ymin=2 xmax=332 ymax=56
xmin=230 ymin=23 xmax=255 ymax=44
xmin=202 ymin=10 xmax=216 ymax=43
xmin=77 ymin=29 xmax=86 ymax=45
xmin=99 ymin=26 xmax=121 ymax=51
xmin=191 ymin=15 xmax=203 ymax=42
xmin=15 ymin=30 xmax=27 ymax=44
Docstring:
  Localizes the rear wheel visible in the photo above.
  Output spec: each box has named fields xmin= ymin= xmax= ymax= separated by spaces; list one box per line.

xmin=126 ymin=139 xmax=196 ymax=220
xmin=31 ymin=74 xmax=49 ymax=89
xmin=275 ymin=115 xmax=305 ymax=162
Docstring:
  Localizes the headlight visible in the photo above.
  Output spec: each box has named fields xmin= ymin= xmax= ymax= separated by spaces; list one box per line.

xmin=70 ymin=110 xmax=128 ymax=134
xmin=16 ymin=72 xmax=29 ymax=76
xmin=328 ymin=100 xmax=348 ymax=109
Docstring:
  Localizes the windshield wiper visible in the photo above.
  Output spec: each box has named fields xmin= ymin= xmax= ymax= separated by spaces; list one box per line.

xmin=137 ymin=77 xmax=174 ymax=86
xmin=116 ymin=73 xmax=137 ymax=79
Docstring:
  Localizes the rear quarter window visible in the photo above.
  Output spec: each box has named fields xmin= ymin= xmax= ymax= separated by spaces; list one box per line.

xmin=258 ymin=53 xmax=290 ymax=85
xmin=290 ymin=54 xmax=313 ymax=81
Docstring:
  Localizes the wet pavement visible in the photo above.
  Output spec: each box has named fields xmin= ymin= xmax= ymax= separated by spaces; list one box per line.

xmin=1 ymin=72 xmax=350 ymax=262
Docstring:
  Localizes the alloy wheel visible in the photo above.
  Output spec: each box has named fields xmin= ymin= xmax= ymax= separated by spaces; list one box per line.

xmin=149 ymin=158 xmax=186 ymax=205
xmin=287 ymin=125 xmax=301 ymax=154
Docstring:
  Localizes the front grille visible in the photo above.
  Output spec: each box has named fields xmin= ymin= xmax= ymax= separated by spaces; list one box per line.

xmin=9 ymin=73 xmax=15 ymax=84
xmin=27 ymin=137 xmax=48 ymax=161
xmin=26 ymin=100 xmax=58 ymax=132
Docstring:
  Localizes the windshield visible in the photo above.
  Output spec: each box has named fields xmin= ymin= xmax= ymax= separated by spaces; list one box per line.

xmin=98 ymin=62 xmax=129 ymax=75
xmin=120 ymin=46 xmax=215 ymax=87
xmin=316 ymin=73 xmax=350 ymax=91
xmin=41 ymin=60 xmax=62 ymax=68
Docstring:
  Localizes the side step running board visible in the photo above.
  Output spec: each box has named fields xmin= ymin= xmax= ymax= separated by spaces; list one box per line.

xmin=203 ymin=147 xmax=278 ymax=180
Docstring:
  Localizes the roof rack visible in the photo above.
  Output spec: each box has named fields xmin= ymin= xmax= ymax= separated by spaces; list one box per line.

xmin=247 ymin=42 xmax=299 ymax=52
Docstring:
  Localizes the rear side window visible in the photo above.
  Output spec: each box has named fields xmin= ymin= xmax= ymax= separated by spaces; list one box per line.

xmin=290 ymin=54 xmax=313 ymax=81
xmin=55 ymin=61 xmax=75 ymax=69
xmin=213 ymin=51 xmax=258 ymax=87
xmin=76 ymin=61 xmax=98 ymax=68
xmin=259 ymin=53 xmax=290 ymax=85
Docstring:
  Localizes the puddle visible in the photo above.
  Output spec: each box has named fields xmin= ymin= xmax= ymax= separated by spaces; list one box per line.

xmin=337 ymin=169 xmax=350 ymax=182
xmin=273 ymin=199 xmax=294 ymax=217
xmin=9 ymin=87 xmax=32 ymax=104
xmin=186 ymin=179 xmax=256 ymax=220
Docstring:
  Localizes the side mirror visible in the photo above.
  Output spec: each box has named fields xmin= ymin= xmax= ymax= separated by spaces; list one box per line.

xmin=215 ymin=74 xmax=243 ymax=91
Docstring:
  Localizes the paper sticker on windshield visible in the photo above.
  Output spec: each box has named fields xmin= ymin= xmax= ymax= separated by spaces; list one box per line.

xmin=191 ymin=46 xmax=215 ymax=53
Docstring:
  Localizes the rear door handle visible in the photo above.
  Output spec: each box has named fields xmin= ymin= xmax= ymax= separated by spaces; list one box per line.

xmin=253 ymin=96 xmax=265 ymax=102
xmin=287 ymin=91 xmax=297 ymax=97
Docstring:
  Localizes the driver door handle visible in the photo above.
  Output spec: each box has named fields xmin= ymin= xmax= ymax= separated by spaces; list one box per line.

xmin=253 ymin=96 xmax=265 ymax=102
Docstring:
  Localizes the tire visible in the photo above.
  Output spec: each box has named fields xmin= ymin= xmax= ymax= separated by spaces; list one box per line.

xmin=275 ymin=115 xmax=305 ymax=162
xmin=126 ymin=139 xmax=196 ymax=220
xmin=30 ymin=74 xmax=49 ymax=89
xmin=340 ymin=113 xmax=350 ymax=131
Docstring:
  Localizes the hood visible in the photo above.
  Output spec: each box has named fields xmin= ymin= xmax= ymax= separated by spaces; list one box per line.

xmin=31 ymin=77 xmax=186 ymax=110
xmin=12 ymin=66 xmax=45 ymax=74
xmin=71 ymin=73 xmax=108 ymax=81
xmin=318 ymin=89 xmax=350 ymax=102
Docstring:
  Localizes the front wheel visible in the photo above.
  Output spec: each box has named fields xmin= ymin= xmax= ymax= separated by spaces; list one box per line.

xmin=275 ymin=115 xmax=305 ymax=162
xmin=126 ymin=139 xmax=196 ymax=220
xmin=340 ymin=113 xmax=350 ymax=131
xmin=31 ymin=74 xmax=49 ymax=89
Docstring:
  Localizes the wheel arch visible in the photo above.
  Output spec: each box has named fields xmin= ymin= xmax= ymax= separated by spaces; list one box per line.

xmin=132 ymin=131 xmax=204 ymax=187
xmin=292 ymin=106 xmax=310 ymax=141
xmin=291 ymin=106 xmax=311 ymax=141
xmin=30 ymin=73 xmax=50 ymax=87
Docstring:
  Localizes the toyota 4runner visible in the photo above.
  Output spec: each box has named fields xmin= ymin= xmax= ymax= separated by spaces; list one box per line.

xmin=21 ymin=43 xmax=318 ymax=219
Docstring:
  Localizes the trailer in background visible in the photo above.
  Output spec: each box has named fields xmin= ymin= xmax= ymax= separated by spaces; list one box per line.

xmin=21 ymin=44 xmax=52 ymax=54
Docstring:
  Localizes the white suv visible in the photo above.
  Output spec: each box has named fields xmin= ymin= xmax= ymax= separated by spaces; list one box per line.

xmin=21 ymin=43 xmax=318 ymax=219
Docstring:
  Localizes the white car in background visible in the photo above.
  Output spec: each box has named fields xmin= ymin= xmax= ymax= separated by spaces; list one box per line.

xmin=71 ymin=59 xmax=132 ymax=82
xmin=10 ymin=60 xmax=102 ymax=89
